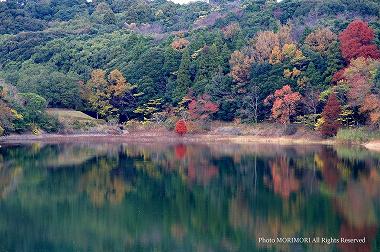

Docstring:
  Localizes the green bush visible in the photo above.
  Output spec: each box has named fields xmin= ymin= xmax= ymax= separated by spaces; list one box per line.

xmin=336 ymin=128 xmax=380 ymax=143
xmin=39 ymin=114 xmax=62 ymax=133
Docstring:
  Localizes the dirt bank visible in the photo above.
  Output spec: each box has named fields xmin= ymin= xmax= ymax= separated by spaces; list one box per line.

xmin=364 ymin=141 xmax=380 ymax=152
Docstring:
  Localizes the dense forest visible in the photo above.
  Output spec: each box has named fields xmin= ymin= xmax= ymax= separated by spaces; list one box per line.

xmin=1 ymin=0 xmax=380 ymax=137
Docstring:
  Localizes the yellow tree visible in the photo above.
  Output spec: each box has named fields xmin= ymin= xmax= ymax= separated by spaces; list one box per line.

xmin=305 ymin=28 xmax=337 ymax=54
xmin=86 ymin=69 xmax=114 ymax=119
xmin=229 ymin=51 xmax=253 ymax=85
xmin=253 ymin=31 xmax=280 ymax=63
xmin=108 ymin=69 xmax=129 ymax=97
xmin=253 ymin=24 xmax=293 ymax=63
xmin=82 ymin=69 xmax=135 ymax=120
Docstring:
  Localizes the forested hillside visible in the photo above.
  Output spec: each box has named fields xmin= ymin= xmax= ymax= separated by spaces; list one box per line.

xmin=1 ymin=0 xmax=380 ymax=136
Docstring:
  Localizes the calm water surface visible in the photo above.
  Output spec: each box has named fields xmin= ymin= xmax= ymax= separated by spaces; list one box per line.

xmin=0 ymin=142 xmax=379 ymax=252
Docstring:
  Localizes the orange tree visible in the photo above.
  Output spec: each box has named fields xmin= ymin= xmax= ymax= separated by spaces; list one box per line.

xmin=264 ymin=85 xmax=302 ymax=124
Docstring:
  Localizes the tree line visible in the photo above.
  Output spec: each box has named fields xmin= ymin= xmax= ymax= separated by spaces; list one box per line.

xmin=0 ymin=0 xmax=380 ymax=136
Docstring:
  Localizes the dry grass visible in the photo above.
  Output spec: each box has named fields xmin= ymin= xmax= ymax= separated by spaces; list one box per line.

xmin=47 ymin=109 xmax=97 ymax=121
xmin=46 ymin=109 xmax=104 ymax=132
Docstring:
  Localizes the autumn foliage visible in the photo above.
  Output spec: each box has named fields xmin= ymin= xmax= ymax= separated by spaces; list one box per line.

xmin=320 ymin=93 xmax=341 ymax=137
xmin=339 ymin=20 xmax=380 ymax=62
xmin=264 ymin=85 xmax=302 ymax=124
xmin=361 ymin=94 xmax=380 ymax=125
xmin=253 ymin=25 xmax=293 ymax=63
xmin=341 ymin=57 xmax=380 ymax=126
xmin=229 ymin=51 xmax=253 ymax=84
xmin=188 ymin=94 xmax=219 ymax=120
xmin=171 ymin=38 xmax=190 ymax=50
xmin=229 ymin=25 xmax=293 ymax=84
xmin=269 ymin=157 xmax=299 ymax=198
xmin=175 ymin=120 xmax=187 ymax=136
xmin=305 ymin=27 xmax=337 ymax=54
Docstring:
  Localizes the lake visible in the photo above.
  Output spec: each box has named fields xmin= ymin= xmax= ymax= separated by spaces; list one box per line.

xmin=0 ymin=142 xmax=379 ymax=252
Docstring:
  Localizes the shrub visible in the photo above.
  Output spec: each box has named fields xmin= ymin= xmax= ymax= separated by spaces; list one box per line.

xmin=175 ymin=120 xmax=187 ymax=136
xmin=185 ymin=121 xmax=211 ymax=134
xmin=284 ymin=124 xmax=298 ymax=135
xmin=124 ymin=119 xmax=144 ymax=131
xmin=31 ymin=124 xmax=41 ymax=135
xmin=214 ymin=126 xmax=242 ymax=135
xmin=185 ymin=121 xmax=200 ymax=134
xmin=163 ymin=116 xmax=178 ymax=131
xmin=72 ymin=120 xmax=83 ymax=130
xmin=39 ymin=114 xmax=62 ymax=133
xmin=295 ymin=114 xmax=320 ymax=129
xmin=68 ymin=119 xmax=96 ymax=131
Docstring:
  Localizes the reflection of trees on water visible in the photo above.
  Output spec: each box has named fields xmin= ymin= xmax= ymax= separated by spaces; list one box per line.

xmin=79 ymin=159 xmax=133 ymax=207
xmin=0 ymin=154 xmax=22 ymax=199
xmin=266 ymin=157 xmax=300 ymax=198
xmin=0 ymin=143 xmax=379 ymax=251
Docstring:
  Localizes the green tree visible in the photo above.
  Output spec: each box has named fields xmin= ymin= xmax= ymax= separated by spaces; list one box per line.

xmin=174 ymin=49 xmax=192 ymax=102
xmin=305 ymin=62 xmax=323 ymax=89
xmin=19 ymin=93 xmax=47 ymax=123
xmin=16 ymin=62 xmax=81 ymax=108
xmin=323 ymin=42 xmax=345 ymax=83
xmin=194 ymin=44 xmax=220 ymax=90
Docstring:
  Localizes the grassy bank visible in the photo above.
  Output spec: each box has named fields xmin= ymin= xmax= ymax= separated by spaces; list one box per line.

xmin=336 ymin=128 xmax=380 ymax=143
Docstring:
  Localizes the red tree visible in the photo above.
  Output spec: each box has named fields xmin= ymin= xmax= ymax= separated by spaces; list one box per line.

xmin=320 ymin=93 xmax=341 ymax=137
xmin=175 ymin=120 xmax=187 ymax=136
xmin=339 ymin=20 xmax=380 ymax=62
xmin=264 ymin=85 xmax=302 ymax=124
xmin=188 ymin=94 xmax=219 ymax=120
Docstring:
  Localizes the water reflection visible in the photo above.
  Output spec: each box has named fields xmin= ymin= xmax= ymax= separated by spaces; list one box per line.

xmin=0 ymin=142 xmax=379 ymax=251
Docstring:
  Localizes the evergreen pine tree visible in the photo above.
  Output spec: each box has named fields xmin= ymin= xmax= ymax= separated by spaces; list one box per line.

xmin=305 ymin=62 xmax=323 ymax=88
xmin=194 ymin=44 xmax=220 ymax=90
xmin=220 ymin=43 xmax=231 ymax=73
xmin=323 ymin=42 xmax=345 ymax=83
xmin=174 ymin=49 xmax=191 ymax=101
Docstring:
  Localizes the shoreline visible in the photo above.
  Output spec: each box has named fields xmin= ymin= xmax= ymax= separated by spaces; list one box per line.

xmin=363 ymin=141 xmax=380 ymax=152
xmin=0 ymin=132 xmax=343 ymax=145
xmin=1 ymin=133 xmax=380 ymax=151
